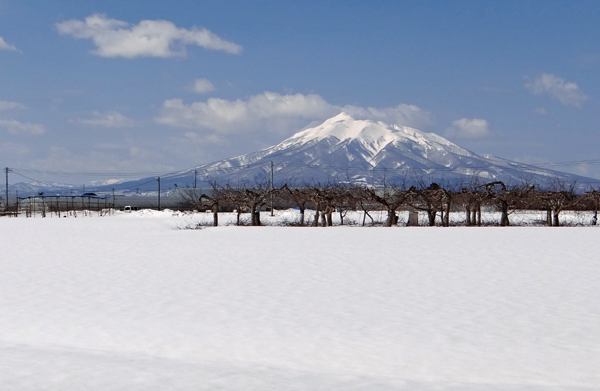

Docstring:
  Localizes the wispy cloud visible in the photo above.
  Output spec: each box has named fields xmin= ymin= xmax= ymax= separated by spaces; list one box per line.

xmin=27 ymin=146 xmax=175 ymax=177
xmin=444 ymin=118 xmax=491 ymax=139
xmin=0 ymin=142 xmax=30 ymax=156
xmin=192 ymin=78 xmax=216 ymax=94
xmin=524 ymin=73 xmax=588 ymax=108
xmin=56 ymin=13 xmax=242 ymax=58
xmin=0 ymin=101 xmax=25 ymax=110
xmin=0 ymin=119 xmax=45 ymax=135
xmin=0 ymin=36 xmax=18 ymax=52
xmin=156 ymin=92 xmax=336 ymax=133
xmin=156 ymin=92 xmax=433 ymax=134
xmin=70 ymin=111 xmax=137 ymax=128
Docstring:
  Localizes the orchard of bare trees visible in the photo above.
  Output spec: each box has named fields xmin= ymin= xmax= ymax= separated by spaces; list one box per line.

xmin=179 ymin=178 xmax=600 ymax=228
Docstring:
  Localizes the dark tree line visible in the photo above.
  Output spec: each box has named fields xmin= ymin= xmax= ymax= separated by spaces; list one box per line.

xmin=180 ymin=179 xmax=600 ymax=227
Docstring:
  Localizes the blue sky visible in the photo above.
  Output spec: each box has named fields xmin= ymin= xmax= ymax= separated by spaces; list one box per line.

xmin=1 ymin=0 xmax=599 ymax=184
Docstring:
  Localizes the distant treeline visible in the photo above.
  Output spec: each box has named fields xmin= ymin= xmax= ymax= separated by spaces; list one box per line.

xmin=4 ymin=177 xmax=599 ymax=227
xmin=181 ymin=178 xmax=600 ymax=227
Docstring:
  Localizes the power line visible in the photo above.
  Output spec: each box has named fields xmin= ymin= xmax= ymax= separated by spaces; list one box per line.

xmin=11 ymin=171 xmax=77 ymax=191
xmin=9 ymin=167 xmax=182 ymax=178
xmin=528 ymin=159 xmax=600 ymax=167
xmin=112 ymin=177 xmax=160 ymax=192
xmin=10 ymin=170 xmax=161 ymax=193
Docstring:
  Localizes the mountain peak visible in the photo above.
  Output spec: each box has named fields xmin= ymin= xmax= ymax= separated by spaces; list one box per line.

xmin=328 ymin=111 xmax=355 ymax=122
xmin=282 ymin=112 xmax=461 ymax=155
xmin=290 ymin=112 xmax=389 ymax=144
xmin=32 ymin=113 xmax=592 ymax=194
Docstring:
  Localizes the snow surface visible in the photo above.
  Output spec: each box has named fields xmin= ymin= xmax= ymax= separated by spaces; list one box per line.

xmin=1 ymin=211 xmax=599 ymax=390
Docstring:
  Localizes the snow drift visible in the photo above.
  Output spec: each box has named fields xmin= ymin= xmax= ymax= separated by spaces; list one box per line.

xmin=0 ymin=211 xmax=599 ymax=390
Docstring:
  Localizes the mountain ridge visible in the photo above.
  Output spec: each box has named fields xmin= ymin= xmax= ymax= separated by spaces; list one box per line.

xmin=8 ymin=113 xmax=599 ymax=195
xmin=110 ymin=112 xmax=594 ymax=192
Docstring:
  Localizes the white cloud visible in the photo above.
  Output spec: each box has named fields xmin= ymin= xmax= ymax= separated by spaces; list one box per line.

xmin=524 ymin=73 xmax=588 ymax=108
xmin=156 ymin=92 xmax=433 ymax=134
xmin=56 ymin=13 xmax=242 ymax=58
xmin=156 ymin=92 xmax=335 ymax=133
xmin=0 ymin=36 xmax=18 ymax=52
xmin=70 ymin=111 xmax=137 ymax=128
xmin=534 ymin=107 xmax=547 ymax=116
xmin=0 ymin=101 xmax=25 ymax=110
xmin=444 ymin=118 xmax=491 ymax=139
xmin=192 ymin=78 xmax=216 ymax=94
xmin=0 ymin=119 xmax=45 ymax=135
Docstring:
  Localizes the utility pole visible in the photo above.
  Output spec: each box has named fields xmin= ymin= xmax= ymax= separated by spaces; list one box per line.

xmin=270 ymin=161 xmax=274 ymax=217
xmin=194 ymin=170 xmax=197 ymax=189
xmin=5 ymin=167 xmax=10 ymax=212
xmin=157 ymin=177 xmax=161 ymax=210
xmin=112 ymin=188 xmax=115 ymax=215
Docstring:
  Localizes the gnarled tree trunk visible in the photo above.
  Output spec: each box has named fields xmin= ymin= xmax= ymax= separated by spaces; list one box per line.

xmin=298 ymin=205 xmax=305 ymax=226
xmin=465 ymin=205 xmax=472 ymax=226
xmin=250 ymin=204 xmax=261 ymax=226
xmin=427 ymin=209 xmax=436 ymax=226
xmin=212 ymin=204 xmax=219 ymax=226
xmin=500 ymin=200 xmax=509 ymax=226
xmin=443 ymin=198 xmax=451 ymax=227
xmin=385 ymin=207 xmax=397 ymax=227
xmin=552 ymin=209 xmax=561 ymax=227
xmin=312 ymin=205 xmax=321 ymax=227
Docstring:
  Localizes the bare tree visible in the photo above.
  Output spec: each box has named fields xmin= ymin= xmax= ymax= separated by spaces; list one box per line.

xmin=337 ymin=187 xmax=360 ymax=225
xmin=199 ymin=194 xmax=220 ymax=226
xmin=364 ymin=184 xmax=416 ymax=227
xmin=281 ymin=184 xmax=312 ymax=226
xmin=219 ymin=184 xmax=248 ymax=226
xmin=220 ymin=181 xmax=282 ymax=226
xmin=586 ymin=189 xmax=600 ymax=226
xmin=478 ymin=181 xmax=534 ymax=226
xmin=410 ymin=183 xmax=452 ymax=226
xmin=536 ymin=179 xmax=579 ymax=227
xmin=179 ymin=187 xmax=204 ymax=211
xmin=357 ymin=192 xmax=377 ymax=226
xmin=246 ymin=187 xmax=268 ymax=226
xmin=455 ymin=188 xmax=482 ymax=226
xmin=180 ymin=181 xmax=224 ymax=226
xmin=454 ymin=175 xmax=486 ymax=226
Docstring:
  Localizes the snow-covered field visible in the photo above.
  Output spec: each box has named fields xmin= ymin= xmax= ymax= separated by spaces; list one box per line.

xmin=1 ymin=210 xmax=599 ymax=390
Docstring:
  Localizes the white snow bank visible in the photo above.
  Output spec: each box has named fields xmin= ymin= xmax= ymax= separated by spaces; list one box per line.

xmin=0 ymin=214 xmax=598 ymax=390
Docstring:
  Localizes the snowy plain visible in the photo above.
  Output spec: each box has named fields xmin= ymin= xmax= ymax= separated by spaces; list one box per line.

xmin=1 ymin=210 xmax=599 ymax=390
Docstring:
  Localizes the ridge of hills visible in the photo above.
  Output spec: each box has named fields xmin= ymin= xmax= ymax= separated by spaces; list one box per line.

xmin=10 ymin=112 xmax=598 ymax=196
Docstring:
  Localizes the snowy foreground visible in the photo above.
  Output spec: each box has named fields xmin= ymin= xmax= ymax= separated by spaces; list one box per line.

xmin=1 ymin=210 xmax=599 ymax=390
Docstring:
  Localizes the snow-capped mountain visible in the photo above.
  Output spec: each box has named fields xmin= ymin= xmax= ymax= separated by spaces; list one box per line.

xmin=9 ymin=113 xmax=596 ymax=196
xmin=111 ymin=112 xmax=590 ymax=191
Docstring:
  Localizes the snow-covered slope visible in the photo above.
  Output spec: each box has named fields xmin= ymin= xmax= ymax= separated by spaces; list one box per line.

xmin=132 ymin=112 xmax=589 ymax=190
xmin=10 ymin=113 xmax=595 ymax=195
